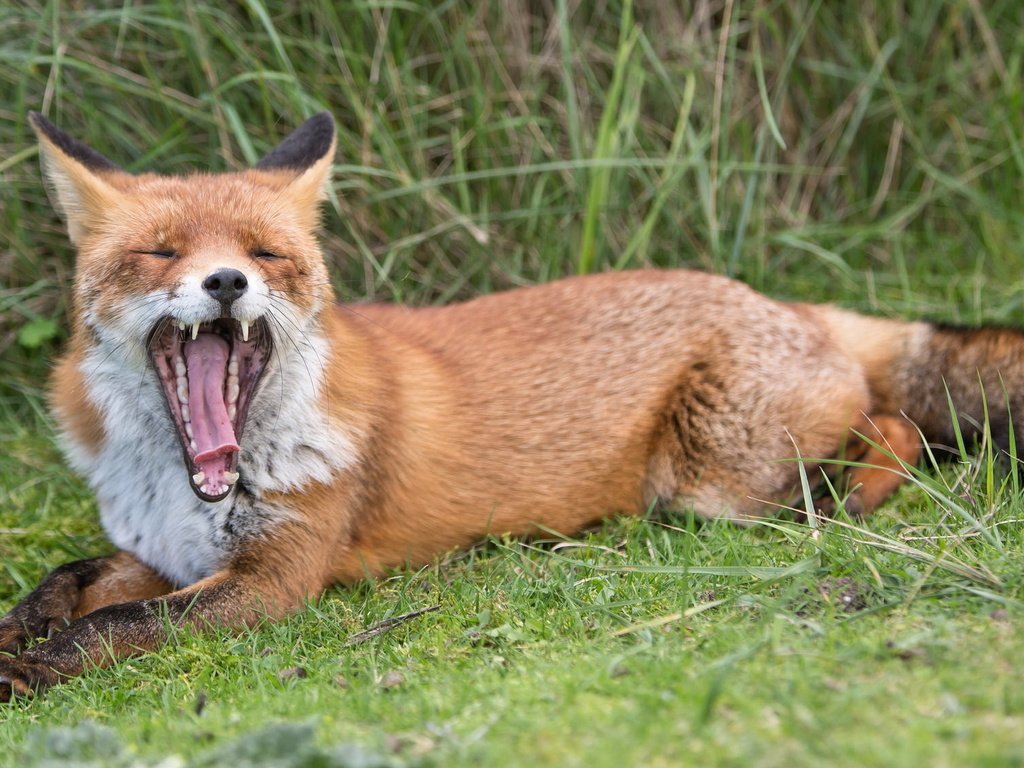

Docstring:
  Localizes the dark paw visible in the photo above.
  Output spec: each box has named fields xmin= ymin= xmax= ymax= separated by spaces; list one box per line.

xmin=0 ymin=617 xmax=31 ymax=656
xmin=0 ymin=618 xmax=68 ymax=656
xmin=0 ymin=656 xmax=60 ymax=703
xmin=814 ymin=494 xmax=864 ymax=518
xmin=0 ymin=609 xmax=72 ymax=655
xmin=812 ymin=497 xmax=836 ymax=517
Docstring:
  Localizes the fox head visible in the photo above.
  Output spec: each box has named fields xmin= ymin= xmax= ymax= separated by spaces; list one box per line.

xmin=31 ymin=112 xmax=337 ymax=502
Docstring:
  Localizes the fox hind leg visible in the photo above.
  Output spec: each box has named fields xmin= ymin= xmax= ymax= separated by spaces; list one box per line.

xmin=646 ymin=345 xmax=894 ymax=521
xmin=821 ymin=414 xmax=922 ymax=516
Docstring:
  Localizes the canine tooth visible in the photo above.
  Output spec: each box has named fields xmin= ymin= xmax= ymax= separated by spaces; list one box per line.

xmin=181 ymin=404 xmax=191 ymax=422
xmin=192 ymin=472 xmax=205 ymax=485
xmin=224 ymin=471 xmax=239 ymax=485
xmin=240 ymin=320 xmax=250 ymax=342
xmin=191 ymin=322 xmax=200 ymax=340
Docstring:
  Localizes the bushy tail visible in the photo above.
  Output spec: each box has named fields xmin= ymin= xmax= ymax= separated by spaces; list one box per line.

xmin=812 ymin=306 xmax=1024 ymax=453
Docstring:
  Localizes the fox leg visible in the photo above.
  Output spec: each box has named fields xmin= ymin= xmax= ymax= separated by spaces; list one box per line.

xmin=824 ymin=414 xmax=922 ymax=516
xmin=0 ymin=520 xmax=329 ymax=701
xmin=0 ymin=551 xmax=173 ymax=655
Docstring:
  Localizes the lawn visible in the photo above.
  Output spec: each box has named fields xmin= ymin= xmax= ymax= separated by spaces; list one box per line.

xmin=2 ymin=1 xmax=1024 ymax=766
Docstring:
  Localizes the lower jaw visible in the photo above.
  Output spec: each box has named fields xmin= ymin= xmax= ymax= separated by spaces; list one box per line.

xmin=188 ymin=447 xmax=240 ymax=501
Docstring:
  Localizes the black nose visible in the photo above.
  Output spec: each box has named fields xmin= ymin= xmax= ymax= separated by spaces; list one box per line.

xmin=202 ymin=268 xmax=248 ymax=305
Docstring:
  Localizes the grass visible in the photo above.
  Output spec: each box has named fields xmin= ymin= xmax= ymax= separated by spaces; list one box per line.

xmin=1 ymin=0 xmax=1024 ymax=765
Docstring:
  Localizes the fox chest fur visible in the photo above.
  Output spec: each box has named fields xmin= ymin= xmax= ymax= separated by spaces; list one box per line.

xmin=56 ymin=325 xmax=356 ymax=586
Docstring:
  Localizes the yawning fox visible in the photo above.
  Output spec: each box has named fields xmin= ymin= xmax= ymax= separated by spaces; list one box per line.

xmin=0 ymin=112 xmax=1020 ymax=699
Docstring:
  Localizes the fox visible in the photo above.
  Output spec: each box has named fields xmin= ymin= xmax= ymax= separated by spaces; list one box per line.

xmin=0 ymin=110 xmax=1021 ymax=700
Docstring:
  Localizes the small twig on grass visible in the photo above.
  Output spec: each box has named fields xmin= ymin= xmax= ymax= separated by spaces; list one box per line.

xmin=344 ymin=605 xmax=441 ymax=646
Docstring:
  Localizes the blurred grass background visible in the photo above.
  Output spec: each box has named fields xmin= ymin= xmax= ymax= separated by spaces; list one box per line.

xmin=3 ymin=0 xmax=1023 ymax=374
xmin=2 ymin=1 xmax=1024 ymax=765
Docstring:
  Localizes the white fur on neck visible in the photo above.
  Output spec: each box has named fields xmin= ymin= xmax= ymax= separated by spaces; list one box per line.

xmin=60 ymin=318 xmax=358 ymax=588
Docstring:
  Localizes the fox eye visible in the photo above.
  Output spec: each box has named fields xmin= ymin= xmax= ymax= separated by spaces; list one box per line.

xmin=253 ymin=249 xmax=284 ymax=261
xmin=132 ymin=249 xmax=177 ymax=259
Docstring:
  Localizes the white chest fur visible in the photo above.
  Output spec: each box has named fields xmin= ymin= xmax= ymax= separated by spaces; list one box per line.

xmin=61 ymin=333 xmax=358 ymax=588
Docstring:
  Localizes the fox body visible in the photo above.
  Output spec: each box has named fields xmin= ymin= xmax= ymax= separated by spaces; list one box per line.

xmin=1 ymin=112 xmax=1021 ymax=699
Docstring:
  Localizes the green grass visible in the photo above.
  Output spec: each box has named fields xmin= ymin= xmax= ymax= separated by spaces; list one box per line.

xmin=2 ymin=1 xmax=1024 ymax=765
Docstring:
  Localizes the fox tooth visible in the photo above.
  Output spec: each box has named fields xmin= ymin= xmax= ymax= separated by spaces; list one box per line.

xmin=240 ymin=320 xmax=250 ymax=342
xmin=192 ymin=472 xmax=205 ymax=485
xmin=224 ymin=471 xmax=240 ymax=485
xmin=178 ymin=321 xmax=186 ymax=331
xmin=191 ymin=322 xmax=200 ymax=340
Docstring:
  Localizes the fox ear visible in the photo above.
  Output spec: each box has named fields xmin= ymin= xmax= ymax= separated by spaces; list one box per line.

xmin=255 ymin=112 xmax=336 ymax=215
xmin=29 ymin=112 xmax=127 ymax=245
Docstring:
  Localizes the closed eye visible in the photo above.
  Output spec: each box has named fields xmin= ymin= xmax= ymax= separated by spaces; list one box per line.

xmin=131 ymin=249 xmax=177 ymax=259
xmin=253 ymin=249 xmax=285 ymax=260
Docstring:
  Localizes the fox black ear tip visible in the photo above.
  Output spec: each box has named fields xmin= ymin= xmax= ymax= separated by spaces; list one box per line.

xmin=27 ymin=112 xmax=122 ymax=172
xmin=27 ymin=111 xmax=58 ymax=141
xmin=305 ymin=111 xmax=335 ymax=134
xmin=28 ymin=112 xmax=62 ymax=141
xmin=308 ymin=112 xmax=336 ymax=137
xmin=255 ymin=112 xmax=336 ymax=171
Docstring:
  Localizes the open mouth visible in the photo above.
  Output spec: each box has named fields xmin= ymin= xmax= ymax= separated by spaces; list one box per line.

xmin=148 ymin=317 xmax=271 ymax=501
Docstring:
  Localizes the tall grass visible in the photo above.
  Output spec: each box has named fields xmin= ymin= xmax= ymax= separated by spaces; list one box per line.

xmin=2 ymin=1 xmax=1022 ymax=371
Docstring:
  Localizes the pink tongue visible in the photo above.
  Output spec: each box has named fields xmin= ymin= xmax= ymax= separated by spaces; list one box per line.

xmin=184 ymin=334 xmax=239 ymax=490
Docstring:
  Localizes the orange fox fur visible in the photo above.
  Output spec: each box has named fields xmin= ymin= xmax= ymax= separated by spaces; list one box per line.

xmin=1 ymin=112 xmax=1021 ymax=699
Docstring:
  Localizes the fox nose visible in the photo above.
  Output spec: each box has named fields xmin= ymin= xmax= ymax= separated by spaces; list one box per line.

xmin=202 ymin=268 xmax=248 ymax=305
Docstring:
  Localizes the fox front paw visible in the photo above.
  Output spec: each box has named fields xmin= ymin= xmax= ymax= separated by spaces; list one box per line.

xmin=0 ymin=656 xmax=60 ymax=702
xmin=0 ymin=617 xmax=29 ymax=656
xmin=0 ymin=611 xmax=71 ymax=656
